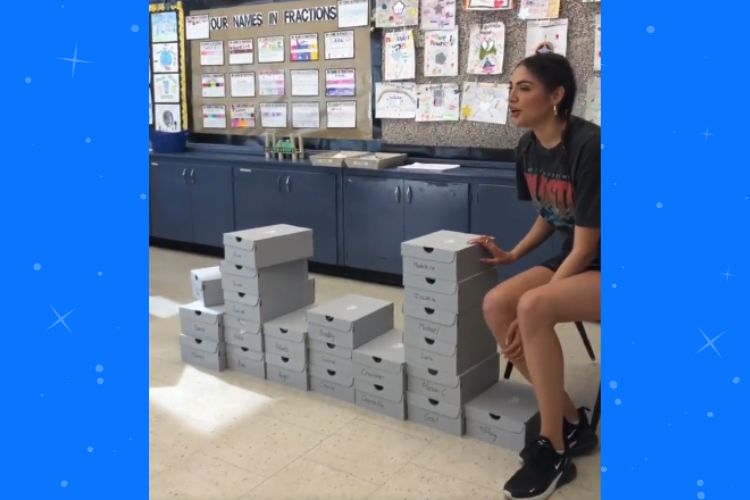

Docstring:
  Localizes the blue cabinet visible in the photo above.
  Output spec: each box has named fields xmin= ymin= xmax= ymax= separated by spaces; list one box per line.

xmin=150 ymin=160 xmax=192 ymax=242
xmin=190 ymin=165 xmax=235 ymax=247
xmin=234 ymin=167 xmax=287 ymax=229
xmin=471 ymin=183 xmax=559 ymax=281
xmin=404 ymin=180 xmax=469 ymax=240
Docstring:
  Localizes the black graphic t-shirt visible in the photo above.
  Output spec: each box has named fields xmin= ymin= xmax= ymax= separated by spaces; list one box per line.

xmin=515 ymin=116 xmax=601 ymax=266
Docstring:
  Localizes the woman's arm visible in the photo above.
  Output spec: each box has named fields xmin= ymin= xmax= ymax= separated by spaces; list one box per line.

xmin=510 ymin=215 xmax=555 ymax=261
xmin=550 ymin=225 xmax=600 ymax=282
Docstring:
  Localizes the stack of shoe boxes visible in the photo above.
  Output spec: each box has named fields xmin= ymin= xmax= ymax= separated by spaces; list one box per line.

xmin=221 ymin=224 xmax=316 ymax=379
xmin=401 ymin=230 xmax=500 ymax=436
xmin=263 ymin=307 xmax=315 ymax=390
xmin=307 ymin=295 xmax=394 ymax=404
xmin=353 ymin=328 xmax=407 ymax=420
xmin=179 ymin=266 xmax=226 ymax=371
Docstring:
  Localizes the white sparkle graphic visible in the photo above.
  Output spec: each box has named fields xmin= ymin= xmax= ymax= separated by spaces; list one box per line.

xmin=656 ymin=202 xmax=663 ymax=209
xmin=87 ymin=446 xmax=94 ymax=453
xmin=707 ymin=411 xmax=714 ymax=418
xmin=698 ymin=492 xmax=705 ymax=500
xmin=646 ymin=26 xmax=655 ymax=34
xmin=60 ymin=480 xmax=68 ymax=488
xmin=47 ymin=306 xmax=75 ymax=333
xmin=85 ymin=137 xmax=92 ymax=144
xmin=140 ymin=193 xmax=147 ymax=200
xmin=25 ymin=76 xmax=31 ymax=84
xmin=699 ymin=128 xmax=713 ymax=142
xmin=615 ymin=398 xmax=622 ymax=406
xmin=601 ymin=466 xmax=608 ymax=472
xmin=95 ymin=364 xmax=104 ymax=373
xmin=131 ymin=25 xmax=140 ymax=32
xmin=33 ymin=263 xmax=42 ymax=271
xmin=697 ymin=480 xmax=704 ymax=487
xmin=57 ymin=44 xmax=93 ymax=78
xmin=733 ymin=376 xmax=740 ymax=384
xmin=609 ymin=381 xmax=618 ymax=389
xmin=720 ymin=267 xmax=735 ymax=282
xmin=97 ymin=377 xmax=104 ymax=385
xmin=696 ymin=328 xmax=724 ymax=357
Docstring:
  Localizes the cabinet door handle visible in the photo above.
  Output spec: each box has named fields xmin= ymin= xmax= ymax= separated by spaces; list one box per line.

xmin=150 ymin=162 xmax=159 ymax=167
xmin=190 ymin=169 xmax=196 ymax=184
xmin=406 ymin=185 xmax=413 ymax=204
xmin=394 ymin=185 xmax=401 ymax=203
xmin=239 ymin=168 xmax=253 ymax=174
xmin=285 ymin=175 xmax=291 ymax=192
xmin=277 ymin=175 xmax=283 ymax=191
xmin=181 ymin=168 xmax=188 ymax=183
xmin=475 ymin=190 xmax=480 ymax=205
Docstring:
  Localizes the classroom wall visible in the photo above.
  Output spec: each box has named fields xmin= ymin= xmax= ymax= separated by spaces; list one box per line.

xmin=380 ymin=0 xmax=600 ymax=149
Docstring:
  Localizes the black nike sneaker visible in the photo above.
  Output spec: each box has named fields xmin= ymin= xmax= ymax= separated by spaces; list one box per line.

xmin=504 ymin=437 xmax=577 ymax=500
xmin=522 ymin=407 xmax=599 ymax=462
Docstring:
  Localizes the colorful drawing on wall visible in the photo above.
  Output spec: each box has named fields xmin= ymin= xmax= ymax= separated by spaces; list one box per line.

xmin=201 ymin=74 xmax=226 ymax=98
xmin=292 ymin=102 xmax=321 ymax=128
xmin=594 ymin=14 xmax=601 ymax=71
xmin=153 ymin=43 xmax=178 ymax=73
xmin=202 ymin=104 xmax=227 ymax=128
xmin=467 ymin=22 xmax=505 ymax=75
xmin=518 ymin=0 xmax=560 ymax=20
xmin=525 ymin=19 xmax=568 ymax=57
xmin=230 ymin=73 xmax=256 ymax=97
xmin=151 ymin=11 xmax=178 ymax=43
xmin=186 ymin=15 xmax=209 ymax=40
xmin=464 ymin=0 xmax=512 ymax=10
xmin=416 ymin=83 xmax=460 ymax=122
xmin=229 ymin=39 xmax=254 ymax=65
xmin=200 ymin=41 xmax=224 ymax=66
xmin=325 ymin=68 xmax=356 ymax=97
xmin=258 ymin=70 xmax=286 ymax=96
xmin=375 ymin=82 xmax=417 ymax=119
xmin=153 ymin=73 xmax=180 ymax=103
xmin=260 ymin=103 xmax=288 ymax=128
xmin=384 ymin=30 xmax=416 ymax=81
xmin=460 ymin=82 xmax=510 ymax=124
xmin=325 ymin=31 xmax=355 ymax=60
xmin=290 ymin=33 xmax=320 ymax=61
xmin=338 ymin=0 xmax=370 ymax=28
xmin=424 ymin=29 xmax=459 ymax=77
xmin=230 ymin=104 xmax=256 ymax=129
xmin=420 ymin=0 xmax=456 ymax=30
xmin=258 ymin=36 xmax=285 ymax=63
xmin=376 ymin=0 xmax=419 ymax=28
xmin=584 ymin=76 xmax=600 ymax=125
xmin=155 ymin=104 xmax=181 ymax=131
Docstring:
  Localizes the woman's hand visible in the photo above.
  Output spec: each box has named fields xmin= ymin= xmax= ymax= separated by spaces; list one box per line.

xmin=467 ymin=235 xmax=517 ymax=266
xmin=503 ymin=319 xmax=524 ymax=362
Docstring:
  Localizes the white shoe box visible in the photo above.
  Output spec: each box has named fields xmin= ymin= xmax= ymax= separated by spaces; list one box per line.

xmin=226 ymin=344 xmax=265 ymax=378
xmin=402 ymin=269 xmax=496 ymax=314
xmin=464 ymin=381 xmax=538 ymax=451
xmin=307 ymin=294 xmax=394 ymax=349
xmin=221 ymin=259 xmax=309 ymax=298
xmin=264 ymin=307 xmax=312 ymax=343
xmin=356 ymin=391 xmax=406 ymax=420
xmin=267 ymin=363 xmax=309 ymax=391
xmin=191 ymin=266 xmax=224 ymax=307
xmin=224 ymin=224 xmax=313 ymax=269
xmin=403 ymin=304 xmax=485 ymax=347
xmin=224 ymin=278 xmax=315 ymax=324
xmin=407 ymin=352 xmax=499 ymax=406
xmin=406 ymin=401 xmax=465 ymax=436
xmin=401 ymin=230 xmax=492 ymax=282
xmin=309 ymin=339 xmax=353 ymax=360
xmin=179 ymin=301 xmax=225 ymax=342
xmin=309 ymin=376 xmax=356 ymax=404
xmin=179 ymin=333 xmax=227 ymax=372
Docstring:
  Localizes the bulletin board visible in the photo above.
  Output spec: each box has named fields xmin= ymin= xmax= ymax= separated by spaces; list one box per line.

xmin=150 ymin=1 xmax=189 ymax=131
xmin=188 ymin=0 xmax=373 ymax=139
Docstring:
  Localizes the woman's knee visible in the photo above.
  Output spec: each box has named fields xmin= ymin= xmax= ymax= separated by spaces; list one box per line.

xmin=482 ymin=286 xmax=516 ymax=319
xmin=517 ymin=288 xmax=555 ymax=333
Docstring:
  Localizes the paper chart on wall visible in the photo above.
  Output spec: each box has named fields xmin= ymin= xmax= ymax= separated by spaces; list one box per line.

xmin=525 ymin=19 xmax=568 ymax=57
xmin=584 ymin=76 xmax=600 ymax=125
xmin=376 ymin=0 xmax=419 ymax=28
xmin=416 ymin=83 xmax=460 ymax=122
xmin=153 ymin=73 xmax=180 ymax=103
xmin=375 ymin=82 xmax=417 ymax=119
xmin=290 ymin=33 xmax=319 ymax=61
xmin=201 ymin=74 xmax=226 ymax=98
xmin=186 ymin=15 xmax=209 ymax=40
xmin=229 ymin=40 xmax=254 ymax=65
xmin=327 ymin=101 xmax=357 ymax=128
xmin=202 ymin=104 xmax=227 ymax=128
xmin=325 ymin=68 xmax=356 ymax=97
xmin=290 ymin=69 xmax=319 ymax=96
xmin=424 ymin=29 xmax=459 ymax=77
xmin=325 ymin=31 xmax=355 ymax=60
xmin=420 ymin=0 xmax=456 ymax=30
xmin=155 ymin=104 xmax=181 ymax=131
xmin=258 ymin=71 xmax=286 ymax=96
xmin=151 ymin=11 xmax=178 ymax=43
xmin=460 ymin=82 xmax=509 ymax=124
xmin=464 ymin=0 xmax=512 ymax=10
xmin=230 ymin=73 xmax=256 ymax=97
xmin=292 ymin=102 xmax=321 ymax=128
xmin=258 ymin=36 xmax=285 ymax=63
xmin=200 ymin=41 xmax=224 ymax=66
xmin=594 ymin=14 xmax=601 ymax=71
xmin=260 ymin=103 xmax=288 ymax=128
xmin=467 ymin=23 xmax=505 ymax=75
xmin=338 ymin=0 xmax=370 ymax=28
xmin=153 ymin=43 xmax=178 ymax=73
xmin=518 ymin=0 xmax=560 ymax=20
xmin=384 ymin=30 xmax=416 ymax=81
xmin=231 ymin=104 xmax=256 ymax=128
xmin=149 ymin=88 xmax=153 ymax=125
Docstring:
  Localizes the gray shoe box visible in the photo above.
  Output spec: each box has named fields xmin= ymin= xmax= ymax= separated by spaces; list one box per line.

xmin=221 ymin=259 xmax=309 ymax=298
xmin=352 ymin=328 xmax=405 ymax=376
xmin=225 ymin=314 xmax=262 ymax=335
xmin=307 ymin=294 xmax=394 ymax=349
xmin=224 ymin=278 xmax=315 ymax=324
xmin=401 ymin=230 xmax=492 ymax=282
xmin=309 ymin=362 xmax=355 ymax=388
xmin=404 ymin=304 xmax=485 ymax=346
xmin=309 ymin=339 xmax=353 ymax=360
xmin=267 ymin=363 xmax=309 ymax=391
xmin=264 ymin=307 xmax=313 ymax=343
xmin=266 ymin=350 xmax=307 ymax=373
xmin=404 ymin=308 xmax=495 ymax=358
xmin=464 ymin=381 xmax=538 ymax=451
xmin=264 ymin=334 xmax=307 ymax=361
xmin=405 ymin=333 xmax=496 ymax=377
xmin=179 ymin=333 xmax=227 ymax=372
xmin=226 ymin=344 xmax=265 ymax=378
xmin=179 ymin=301 xmax=225 ymax=342
xmin=407 ymin=391 xmax=462 ymax=420
xmin=225 ymin=327 xmax=264 ymax=352
xmin=403 ymin=269 xmax=496 ymax=314
xmin=407 ymin=352 xmax=499 ymax=405
xmin=356 ymin=390 xmax=406 ymax=420
xmin=310 ymin=376 xmax=356 ymax=403
xmin=406 ymin=402 xmax=465 ymax=436
xmin=191 ymin=266 xmax=224 ymax=307
xmin=309 ymin=349 xmax=354 ymax=379
xmin=355 ymin=377 xmax=405 ymax=403
xmin=224 ymin=224 xmax=313 ymax=269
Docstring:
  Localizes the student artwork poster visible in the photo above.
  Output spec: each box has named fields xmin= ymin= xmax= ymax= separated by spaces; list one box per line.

xmin=416 ymin=83 xmax=460 ymax=122
xmin=376 ymin=0 xmax=419 ymax=28
xmin=153 ymin=43 xmax=178 ymax=73
xmin=202 ymin=104 xmax=226 ymax=128
xmin=375 ymin=82 xmax=417 ymax=119
xmin=424 ymin=29 xmax=459 ymax=77
xmin=155 ymin=104 xmax=181 ymax=131
xmin=460 ymin=82 xmax=510 ymax=124
xmin=384 ymin=30 xmax=416 ymax=81
xmin=231 ymin=104 xmax=256 ymax=129
xmin=464 ymin=0 xmax=511 ymax=10
xmin=290 ymin=33 xmax=319 ymax=62
xmin=325 ymin=69 xmax=356 ymax=97
xmin=525 ymin=19 xmax=568 ymax=57
xmin=467 ymin=23 xmax=505 ymax=75
xmin=420 ymin=0 xmax=456 ymax=30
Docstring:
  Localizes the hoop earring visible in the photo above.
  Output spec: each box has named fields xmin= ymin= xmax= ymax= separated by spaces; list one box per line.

xmin=553 ymin=105 xmax=558 ymax=116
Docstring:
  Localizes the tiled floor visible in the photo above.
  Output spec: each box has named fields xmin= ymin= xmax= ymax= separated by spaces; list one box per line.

xmin=149 ymin=246 xmax=601 ymax=500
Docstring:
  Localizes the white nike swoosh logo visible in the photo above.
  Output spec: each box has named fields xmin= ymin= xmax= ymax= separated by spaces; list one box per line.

xmin=567 ymin=429 xmax=577 ymax=439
